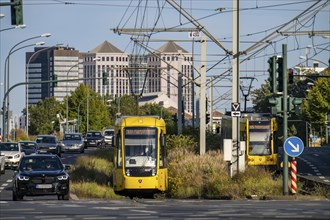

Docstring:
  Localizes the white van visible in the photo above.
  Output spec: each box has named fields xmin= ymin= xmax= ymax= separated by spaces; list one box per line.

xmin=103 ymin=128 xmax=115 ymax=147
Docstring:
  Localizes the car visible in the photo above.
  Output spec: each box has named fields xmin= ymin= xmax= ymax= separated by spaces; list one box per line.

xmin=60 ymin=133 xmax=85 ymax=153
xmin=0 ymin=151 xmax=5 ymax=175
xmin=84 ymin=130 xmax=104 ymax=148
xmin=19 ymin=141 xmax=37 ymax=155
xmin=12 ymin=154 xmax=70 ymax=201
xmin=0 ymin=142 xmax=25 ymax=168
xmin=35 ymin=135 xmax=61 ymax=157
xmin=103 ymin=128 xmax=115 ymax=147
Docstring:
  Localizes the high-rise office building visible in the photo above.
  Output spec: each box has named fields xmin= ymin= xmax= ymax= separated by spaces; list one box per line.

xmin=148 ymin=41 xmax=194 ymax=114
xmin=26 ymin=46 xmax=82 ymax=105
xmin=84 ymin=41 xmax=129 ymax=98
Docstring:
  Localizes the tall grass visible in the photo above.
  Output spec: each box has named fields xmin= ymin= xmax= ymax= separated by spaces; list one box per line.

xmin=70 ymin=148 xmax=122 ymax=199
xmin=70 ymin=136 xmax=323 ymax=200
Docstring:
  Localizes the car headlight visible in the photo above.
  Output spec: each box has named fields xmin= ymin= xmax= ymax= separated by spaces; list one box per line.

xmin=14 ymin=154 xmax=21 ymax=159
xmin=17 ymin=175 xmax=29 ymax=181
xmin=57 ymin=174 xmax=69 ymax=181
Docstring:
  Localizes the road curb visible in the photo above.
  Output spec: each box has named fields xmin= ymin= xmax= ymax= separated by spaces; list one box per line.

xmin=70 ymin=193 xmax=79 ymax=200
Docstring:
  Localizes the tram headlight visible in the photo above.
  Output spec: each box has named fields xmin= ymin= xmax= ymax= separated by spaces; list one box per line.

xmin=151 ymin=168 xmax=156 ymax=176
xmin=126 ymin=169 xmax=130 ymax=176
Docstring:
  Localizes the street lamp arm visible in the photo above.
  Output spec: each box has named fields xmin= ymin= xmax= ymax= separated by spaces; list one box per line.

xmin=2 ymin=77 xmax=103 ymax=141
xmin=9 ymin=33 xmax=51 ymax=53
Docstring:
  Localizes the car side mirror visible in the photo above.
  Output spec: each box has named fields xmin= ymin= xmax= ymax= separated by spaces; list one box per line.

xmin=64 ymin=164 xmax=72 ymax=171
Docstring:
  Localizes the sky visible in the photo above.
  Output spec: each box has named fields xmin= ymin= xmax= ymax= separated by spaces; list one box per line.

xmin=0 ymin=0 xmax=329 ymax=117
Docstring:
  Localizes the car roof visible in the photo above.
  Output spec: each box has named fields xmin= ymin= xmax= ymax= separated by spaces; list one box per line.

xmin=64 ymin=132 xmax=82 ymax=135
xmin=37 ymin=135 xmax=56 ymax=137
xmin=22 ymin=154 xmax=60 ymax=159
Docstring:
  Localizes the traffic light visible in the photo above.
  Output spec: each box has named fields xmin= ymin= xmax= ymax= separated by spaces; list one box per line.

xmin=206 ymin=112 xmax=210 ymax=124
xmin=269 ymin=97 xmax=282 ymax=115
xmin=102 ymin=72 xmax=109 ymax=85
xmin=288 ymin=68 xmax=294 ymax=84
xmin=288 ymin=97 xmax=303 ymax=115
xmin=11 ymin=0 xmax=23 ymax=25
xmin=276 ymin=57 xmax=283 ymax=92
xmin=268 ymin=56 xmax=277 ymax=94
xmin=53 ymin=75 xmax=58 ymax=87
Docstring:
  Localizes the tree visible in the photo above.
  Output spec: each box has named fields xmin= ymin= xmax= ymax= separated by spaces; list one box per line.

xmin=302 ymin=69 xmax=330 ymax=135
xmin=251 ymin=81 xmax=272 ymax=113
xmin=29 ymin=97 xmax=62 ymax=135
xmin=67 ymin=84 xmax=111 ymax=134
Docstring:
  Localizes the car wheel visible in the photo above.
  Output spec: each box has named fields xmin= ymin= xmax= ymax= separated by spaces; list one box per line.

xmin=58 ymin=193 xmax=69 ymax=200
xmin=13 ymin=191 xmax=23 ymax=201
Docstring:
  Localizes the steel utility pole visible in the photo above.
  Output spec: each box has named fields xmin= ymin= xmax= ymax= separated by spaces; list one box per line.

xmin=231 ymin=0 xmax=241 ymax=176
xmin=282 ymin=44 xmax=289 ymax=195
xmin=178 ymin=50 xmax=183 ymax=134
xmin=200 ymin=35 xmax=206 ymax=155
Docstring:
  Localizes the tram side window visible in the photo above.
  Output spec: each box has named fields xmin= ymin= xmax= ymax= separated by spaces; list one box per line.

xmin=160 ymin=132 xmax=167 ymax=167
xmin=117 ymin=132 xmax=122 ymax=167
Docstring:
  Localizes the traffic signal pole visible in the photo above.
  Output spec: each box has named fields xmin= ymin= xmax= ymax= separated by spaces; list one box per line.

xmin=282 ymin=44 xmax=289 ymax=195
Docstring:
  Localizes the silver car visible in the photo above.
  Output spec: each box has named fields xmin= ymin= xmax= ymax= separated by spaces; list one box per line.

xmin=0 ymin=142 xmax=25 ymax=168
xmin=0 ymin=151 xmax=5 ymax=175
xmin=60 ymin=133 xmax=85 ymax=153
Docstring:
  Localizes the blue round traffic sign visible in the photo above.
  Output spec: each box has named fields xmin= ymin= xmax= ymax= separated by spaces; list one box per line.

xmin=284 ymin=136 xmax=304 ymax=157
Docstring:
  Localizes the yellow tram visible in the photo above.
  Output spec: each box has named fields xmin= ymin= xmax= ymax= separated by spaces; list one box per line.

xmin=221 ymin=113 xmax=278 ymax=170
xmin=243 ymin=114 xmax=278 ymax=170
xmin=113 ymin=116 xmax=168 ymax=197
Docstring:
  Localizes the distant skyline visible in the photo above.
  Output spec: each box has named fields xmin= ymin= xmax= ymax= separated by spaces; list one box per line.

xmin=0 ymin=0 xmax=329 ymax=116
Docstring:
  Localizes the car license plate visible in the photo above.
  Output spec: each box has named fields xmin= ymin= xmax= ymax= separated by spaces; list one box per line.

xmin=39 ymin=150 xmax=47 ymax=153
xmin=36 ymin=184 xmax=52 ymax=189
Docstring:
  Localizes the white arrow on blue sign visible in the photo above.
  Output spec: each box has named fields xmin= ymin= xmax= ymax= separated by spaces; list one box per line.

xmin=284 ymin=136 xmax=304 ymax=157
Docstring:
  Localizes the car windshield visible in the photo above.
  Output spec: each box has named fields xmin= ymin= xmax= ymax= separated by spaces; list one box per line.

xmin=20 ymin=142 xmax=36 ymax=149
xmin=104 ymin=131 xmax=114 ymax=136
xmin=36 ymin=136 xmax=56 ymax=144
xmin=19 ymin=156 xmax=62 ymax=171
xmin=0 ymin=143 xmax=19 ymax=151
xmin=86 ymin=132 xmax=102 ymax=137
xmin=63 ymin=134 xmax=81 ymax=140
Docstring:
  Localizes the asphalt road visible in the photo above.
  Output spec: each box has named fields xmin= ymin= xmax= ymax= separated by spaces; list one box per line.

xmin=296 ymin=146 xmax=330 ymax=184
xmin=0 ymin=147 xmax=329 ymax=219
xmin=0 ymin=198 xmax=329 ymax=219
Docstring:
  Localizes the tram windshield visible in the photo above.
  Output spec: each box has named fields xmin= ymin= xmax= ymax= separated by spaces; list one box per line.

xmin=123 ymin=127 xmax=157 ymax=168
xmin=248 ymin=122 xmax=271 ymax=156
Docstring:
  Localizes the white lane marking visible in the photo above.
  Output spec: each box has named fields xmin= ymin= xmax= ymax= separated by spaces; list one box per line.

xmin=314 ymin=154 xmax=319 ymax=157
xmin=316 ymin=173 xmax=322 ymax=176
xmin=318 ymin=176 xmax=325 ymax=179
xmin=324 ymin=180 xmax=330 ymax=183
xmin=6 ymin=179 xmax=13 ymax=183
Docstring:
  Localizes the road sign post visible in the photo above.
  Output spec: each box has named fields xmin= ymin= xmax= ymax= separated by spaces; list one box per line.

xmin=284 ymin=136 xmax=304 ymax=195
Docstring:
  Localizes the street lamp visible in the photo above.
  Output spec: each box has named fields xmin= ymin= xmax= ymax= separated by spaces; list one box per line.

xmin=299 ymin=56 xmax=328 ymax=67
xmin=25 ymin=44 xmax=63 ymax=137
xmin=66 ymin=62 xmax=82 ymax=133
xmin=0 ymin=24 xmax=26 ymax=32
xmin=2 ymin=41 xmax=45 ymax=140
xmin=66 ymin=57 xmax=100 ymax=133
xmin=2 ymin=33 xmax=50 ymax=140
xmin=77 ymin=96 xmax=89 ymax=133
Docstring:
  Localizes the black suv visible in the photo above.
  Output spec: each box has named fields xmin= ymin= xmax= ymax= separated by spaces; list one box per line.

xmin=12 ymin=154 xmax=70 ymax=200
xmin=84 ymin=130 xmax=104 ymax=148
